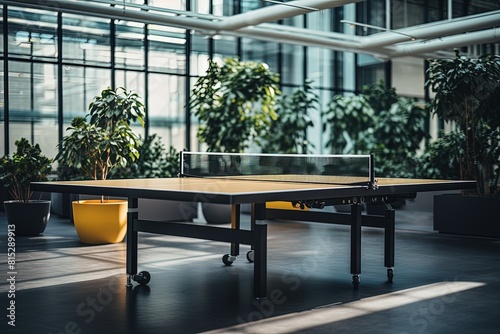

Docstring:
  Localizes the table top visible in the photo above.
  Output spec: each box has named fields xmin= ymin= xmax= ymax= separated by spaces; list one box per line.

xmin=31 ymin=177 xmax=477 ymax=205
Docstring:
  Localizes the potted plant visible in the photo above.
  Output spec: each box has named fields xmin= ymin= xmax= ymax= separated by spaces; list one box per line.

xmin=189 ymin=57 xmax=281 ymax=223
xmin=425 ymin=50 xmax=500 ymax=237
xmin=55 ymin=86 xmax=145 ymax=244
xmin=0 ymin=138 xmax=52 ymax=235
xmin=190 ymin=57 xmax=281 ymax=153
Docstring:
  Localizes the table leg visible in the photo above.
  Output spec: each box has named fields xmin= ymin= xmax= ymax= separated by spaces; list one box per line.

xmin=230 ymin=204 xmax=241 ymax=258
xmin=253 ymin=203 xmax=267 ymax=299
xmin=126 ymin=197 xmax=139 ymax=287
xmin=350 ymin=203 xmax=362 ymax=289
xmin=384 ymin=207 xmax=395 ymax=283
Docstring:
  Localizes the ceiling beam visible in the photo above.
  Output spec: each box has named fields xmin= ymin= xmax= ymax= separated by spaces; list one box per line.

xmin=385 ymin=28 xmax=500 ymax=57
xmin=360 ymin=10 xmax=500 ymax=48
xmin=3 ymin=0 xmax=499 ymax=59
xmin=218 ymin=0 xmax=363 ymax=31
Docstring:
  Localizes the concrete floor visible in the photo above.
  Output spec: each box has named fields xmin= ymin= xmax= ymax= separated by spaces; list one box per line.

xmin=1 ymin=201 xmax=499 ymax=334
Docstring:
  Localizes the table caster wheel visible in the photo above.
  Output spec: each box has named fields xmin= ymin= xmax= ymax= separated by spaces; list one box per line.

xmin=246 ymin=250 xmax=254 ymax=263
xmin=135 ymin=271 xmax=151 ymax=285
xmin=222 ymin=254 xmax=235 ymax=265
xmin=387 ymin=268 xmax=394 ymax=283
xmin=352 ymin=275 xmax=360 ymax=290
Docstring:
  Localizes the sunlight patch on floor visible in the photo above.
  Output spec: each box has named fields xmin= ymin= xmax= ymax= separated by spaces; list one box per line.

xmin=203 ymin=281 xmax=485 ymax=333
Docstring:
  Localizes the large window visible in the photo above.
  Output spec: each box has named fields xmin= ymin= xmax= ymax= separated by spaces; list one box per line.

xmin=8 ymin=61 xmax=58 ymax=156
xmin=62 ymin=66 xmax=111 ymax=124
xmin=8 ymin=8 xmax=57 ymax=61
xmin=148 ymin=24 xmax=186 ymax=74
xmin=2 ymin=0 xmax=498 ymax=159
xmin=62 ymin=15 xmax=111 ymax=66
xmin=5 ymin=7 xmax=58 ymax=156
xmin=282 ymin=44 xmax=304 ymax=85
xmin=116 ymin=21 xmax=146 ymax=70
xmin=148 ymin=73 xmax=185 ymax=148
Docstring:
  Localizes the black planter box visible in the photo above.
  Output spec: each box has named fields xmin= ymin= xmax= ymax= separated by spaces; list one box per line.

xmin=434 ymin=194 xmax=500 ymax=238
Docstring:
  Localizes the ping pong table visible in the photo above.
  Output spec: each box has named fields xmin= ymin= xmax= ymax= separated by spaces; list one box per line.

xmin=31 ymin=152 xmax=476 ymax=299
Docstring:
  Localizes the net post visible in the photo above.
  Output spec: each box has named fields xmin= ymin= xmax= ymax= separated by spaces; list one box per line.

xmin=179 ymin=150 xmax=186 ymax=177
xmin=368 ymin=154 xmax=377 ymax=190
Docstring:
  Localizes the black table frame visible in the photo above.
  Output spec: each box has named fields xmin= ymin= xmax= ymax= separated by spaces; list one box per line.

xmin=124 ymin=193 xmax=403 ymax=299
xmin=31 ymin=178 xmax=476 ymax=300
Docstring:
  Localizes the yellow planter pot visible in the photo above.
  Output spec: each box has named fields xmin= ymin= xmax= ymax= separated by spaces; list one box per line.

xmin=72 ymin=199 xmax=128 ymax=244
xmin=266 ymin=201 xmax=308 ymax=210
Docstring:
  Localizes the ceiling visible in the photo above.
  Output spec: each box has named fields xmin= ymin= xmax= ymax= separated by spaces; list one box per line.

xmin=3 ymin=0 xmax=500 ymax=59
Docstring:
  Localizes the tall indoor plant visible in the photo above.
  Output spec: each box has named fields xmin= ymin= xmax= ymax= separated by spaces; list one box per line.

xmin=0 ymin=138 xmax=52 ymax=235
xmin=189 ymin=57 xmax=280 ymax=223
xmin=190 ymin=57 xmax=281 ymax=153
xmin=426 ymin=50 xmax=500 ymax=196
xmin=425 ymin=50 xmax=500 ymax=237
xmin=56 ymin=86 xmax=145 ymax=243
xmin=261 ymin=80 xmax=318 ymax=154
xmin=323 ymin=80 xmax=428 ymax=178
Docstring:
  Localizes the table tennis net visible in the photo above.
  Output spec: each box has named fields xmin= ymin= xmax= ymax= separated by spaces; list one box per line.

xmin=180 ymin=152 xmax=375 ymax=187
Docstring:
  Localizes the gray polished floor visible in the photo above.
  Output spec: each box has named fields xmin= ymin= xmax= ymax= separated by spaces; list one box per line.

xmin=1 ymin=199 xmax=499 ymax=334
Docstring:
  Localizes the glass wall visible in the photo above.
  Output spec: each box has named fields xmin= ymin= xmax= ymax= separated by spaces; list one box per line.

xmin=62 ymin=15 xmax=111 ymax=67
xmin=1 ymin=0 xmax=499 ymax=159
xmin=62 ymin=15 xmax=112 ymax=131
xmin=4 ymin=7 xmax=58 ymax=156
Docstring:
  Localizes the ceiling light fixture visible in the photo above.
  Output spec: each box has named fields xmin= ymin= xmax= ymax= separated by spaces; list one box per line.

xmin=341 ymin=20 xmax=416 ymax=41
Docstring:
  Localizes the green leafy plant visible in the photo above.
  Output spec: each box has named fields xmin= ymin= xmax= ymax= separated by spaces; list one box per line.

xmin=425 ymin=50 xmax=500 ymax=196
xmin=190 ymin=57 xmax=281 ymax=153
xmin=110 ymin=134 xmax=180 ymax=179
xmin=363 ymin=80 xmax=398 ymax=113
xmin=417 ymin=130 xmax=465 ymax=180
xmin=323 ymin=93 xmax=374 ymax=154
xmin=323 ymin=80 xmax=428 ymax=178
xmin=0 ymin=138 xmax=52 ymax=202
xmin=55 ymin=87 xmax=145 ymax=183
xmin=370 ymin=96 xmax=429 ymax=177
xmin=262 ymin=80 xmax=318 ymax=154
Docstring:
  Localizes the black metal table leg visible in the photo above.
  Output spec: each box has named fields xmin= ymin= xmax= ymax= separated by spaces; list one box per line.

xmin=230 ymin=204 xmax=241 ymax=257
xmin=350 ymin=203 xmax=362 ymax=289
xmin=126 ymin=197 xmax=139 ymax=287
xmin=253 ymin=203 xmax=267 ymax=299
xmin=384 ymin=207 xmax=396 ymax=283
xmin=223 ymin=204 xmax=242 ymax=265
